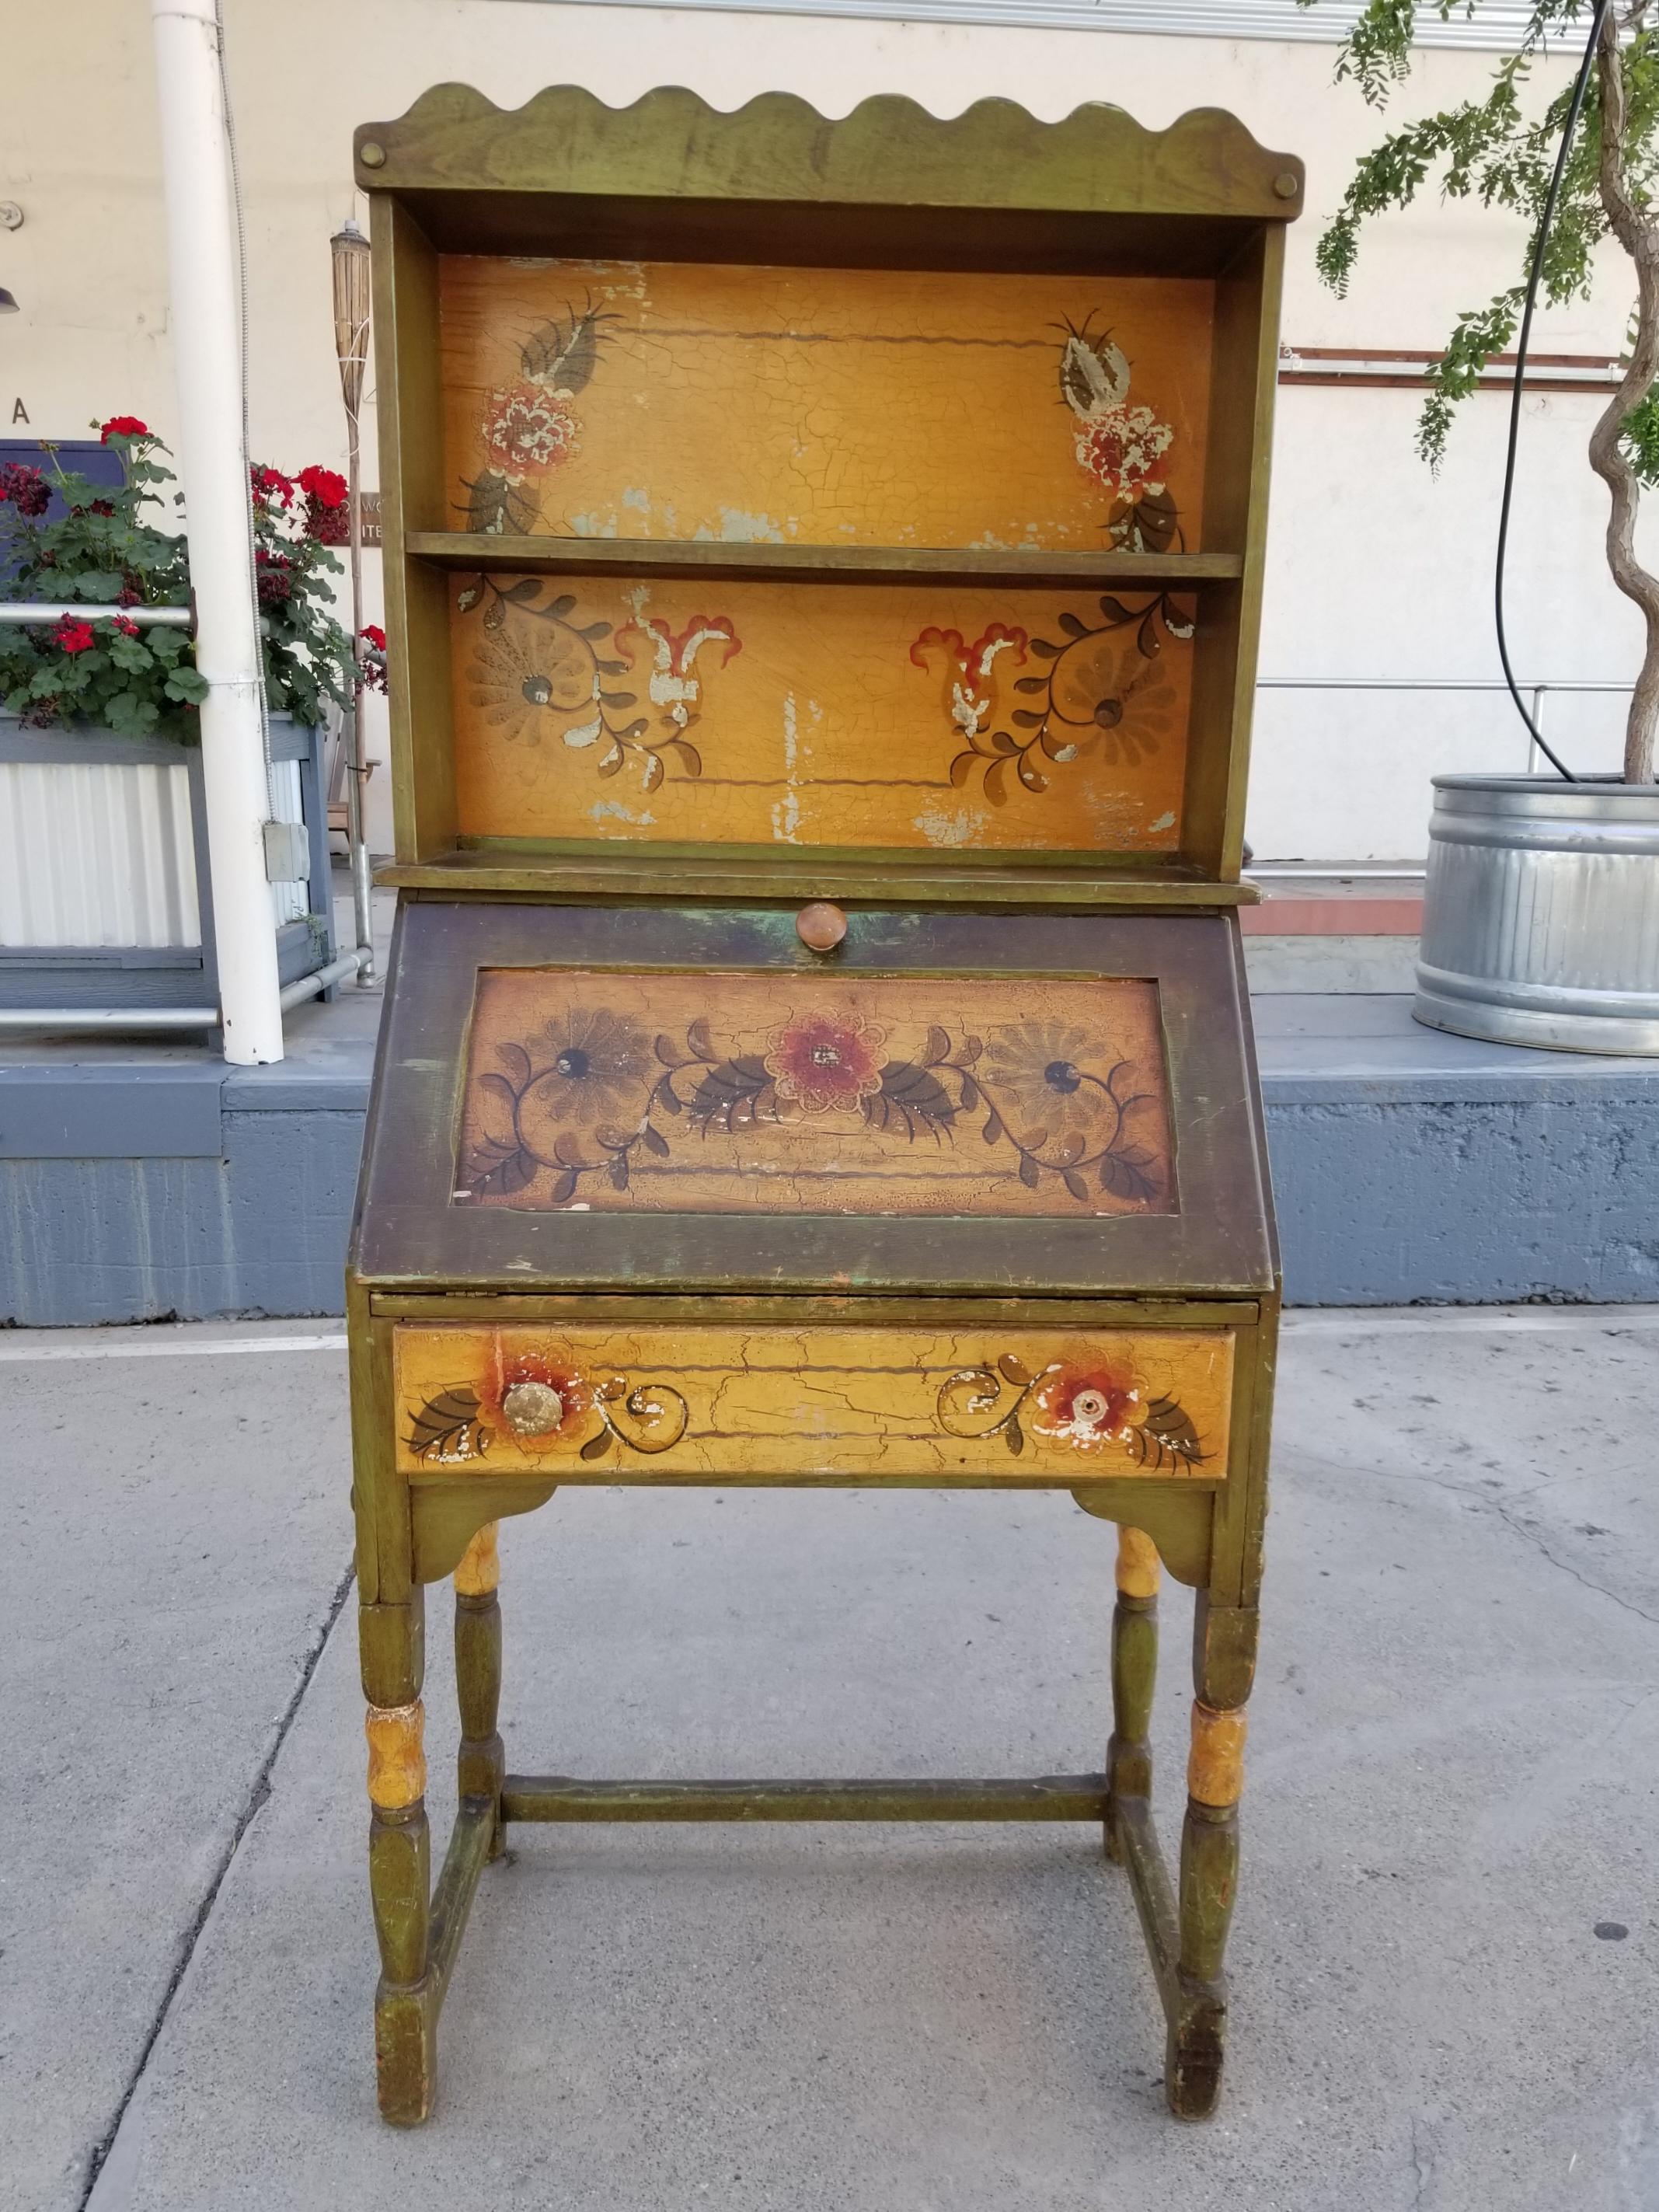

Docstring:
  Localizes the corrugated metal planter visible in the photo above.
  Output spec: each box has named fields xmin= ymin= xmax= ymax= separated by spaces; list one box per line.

xmin=1414 ymin=773 xmax=1659 ymax=1055
xmin=0 ymin=716 xmax=335 ymax=1010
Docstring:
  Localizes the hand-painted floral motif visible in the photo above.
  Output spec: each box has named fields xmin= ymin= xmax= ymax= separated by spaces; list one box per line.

xmin=462 ymin=1003 xmax=1162 ymax=1208
xmin=763 ymin=1010 xmax=888 ymax=1114
xmin=463 ymin=299 xmax=619 ymax=536
xmin=482 ymin=383 xmax=580 ymax=479
xmin=614 ymin=614 xmax=741 ymax=786
xmin=457 ymin=577 xmax=740 ymax=789
xmin=1055 ymin=312 xmax=1180 ymax=553
xmin=908 ymin=625 xmax=1030 ymax=752
xmin=937 ymin=1351 xmax=1208 ymax=1467
xmin=913 ymin=593 xmax=1193 ymax=803
xmin=406 ymin=1357 xmax=688 ymax=1465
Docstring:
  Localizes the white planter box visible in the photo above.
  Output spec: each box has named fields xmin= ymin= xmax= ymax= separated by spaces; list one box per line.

xmin=0 ymin=717 xmax=333 ymax=1010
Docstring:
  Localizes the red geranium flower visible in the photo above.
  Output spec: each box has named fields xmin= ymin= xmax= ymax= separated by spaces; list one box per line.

xmin=0 ymin=462 xmax=50 ymax=517
xmin=297 ymin=465 xmax=347 ymax=508
xmin=763 ymin=1009 xmax=888 ymax=1115
xmin=249 ymin=464 xmax=293 ymax=508
xmin=99 ymin=415 xmax=149 ymax=445
xmin=53 ymin=618 xmax=97 ymax=655
xmin=110 ymin=616 xmax=140 ymax=638
xmin=357 ymin=624 xmax=388 ymax=693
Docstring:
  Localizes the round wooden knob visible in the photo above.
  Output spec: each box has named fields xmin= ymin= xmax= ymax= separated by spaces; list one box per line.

xmin=796 ymin=902 xmax=848 ymax=953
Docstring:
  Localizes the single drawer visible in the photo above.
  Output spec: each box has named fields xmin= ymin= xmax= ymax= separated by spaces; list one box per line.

xmin=393 ymin=1320 xmax=1234 ymax=1485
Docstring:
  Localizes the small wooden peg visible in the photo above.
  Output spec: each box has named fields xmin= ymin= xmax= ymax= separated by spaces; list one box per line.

xmin=796 ymin=902 xmax=848 ymax=952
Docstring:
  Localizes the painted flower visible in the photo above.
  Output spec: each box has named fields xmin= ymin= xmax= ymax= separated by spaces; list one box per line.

xmin=479 ymin=1350 xmax=591 ymax=1446
xmin=483 ymin=382 xmax=580 ymax=480
xmin=1075 ymin=404 xmax=1173 ymax=504
xmin=615 ymin=614 xmax=741 ymax=731
xmin=464 ymin=616 xmax=599 ymax=746
xmin=514 ymin=1009 xmax=651 ymax=1160
xmin=909 ymin=624 xmax=1028 ymax=742
xmin=99 ymin=415 xmax=149 ymax=444
xmin=763 ymin=1010 xmax=888 ymax=1115
xmin=979 ymin=1019 xmax=1103 ymax=1141
xmin=1031 ymin=1363 xmax=1150 ymax=1453
xmin=1045 ymin=632 xmax=1179 ymax=765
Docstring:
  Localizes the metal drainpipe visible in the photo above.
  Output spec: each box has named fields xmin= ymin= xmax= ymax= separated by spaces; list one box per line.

xmin=149 ymin=0 xmax=284 ymax=1066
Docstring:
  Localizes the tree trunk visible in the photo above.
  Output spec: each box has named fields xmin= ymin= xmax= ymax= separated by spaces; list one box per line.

xmin=1590 ymin=9 xmax=1659 ymax=783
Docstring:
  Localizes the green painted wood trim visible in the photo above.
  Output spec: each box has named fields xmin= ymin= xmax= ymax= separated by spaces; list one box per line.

xmin=406 ymin=532 xmax=1246 ymax=586
xmin=377 ymin=854 xmax=1262 ymax=906
xmin=500 ymin=1774 xmax=1113 ymax=1822
xmin=355 ymin=85 xmax=1303 ymax=222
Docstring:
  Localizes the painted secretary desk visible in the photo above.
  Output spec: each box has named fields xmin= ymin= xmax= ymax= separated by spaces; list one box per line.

xmin=348 ymin=85 xmax=1300 ymax=2126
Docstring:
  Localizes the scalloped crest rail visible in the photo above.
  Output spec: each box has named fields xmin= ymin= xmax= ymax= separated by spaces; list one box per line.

xmin=349 ymin=78 xmax=1291 ymax=2132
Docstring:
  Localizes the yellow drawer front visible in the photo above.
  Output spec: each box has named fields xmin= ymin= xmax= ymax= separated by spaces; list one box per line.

xmin=393 ymin=1323 xmax=1232 ymax=1485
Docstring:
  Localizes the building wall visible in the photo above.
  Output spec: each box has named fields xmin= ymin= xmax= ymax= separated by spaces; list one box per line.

xmin=0 ymin=0 xmax=1645 ymax=860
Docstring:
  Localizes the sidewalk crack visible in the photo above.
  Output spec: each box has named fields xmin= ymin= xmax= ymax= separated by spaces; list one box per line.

xmin=78 ymin=1560 xmax=357 ymax=2210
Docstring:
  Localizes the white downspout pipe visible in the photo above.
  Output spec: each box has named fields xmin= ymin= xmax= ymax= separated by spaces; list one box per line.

xmin=149 ymin=0 xmax=284 ymax=1065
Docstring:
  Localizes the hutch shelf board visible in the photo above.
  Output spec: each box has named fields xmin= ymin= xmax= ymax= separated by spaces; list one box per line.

xmin=350 ymin=81 xmax=1297 ymax=2127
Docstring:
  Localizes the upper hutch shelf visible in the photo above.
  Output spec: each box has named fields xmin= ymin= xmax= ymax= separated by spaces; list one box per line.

xmin=406 ymin=536 xmax=1247 ymax=586
xmin=360 ymin=86 xmax=1302 ymax=892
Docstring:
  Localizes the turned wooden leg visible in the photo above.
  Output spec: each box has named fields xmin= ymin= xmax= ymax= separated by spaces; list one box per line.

xmin=1167 ymin=1596 xmax=1256 ymax=2121
xmin=1103 ymin=1526 xmax=1159 ymax=1863
xmin=361 ymin=1590 xmax=436 ymax=2125
xmin=455 ymin=1523 xmax=506 ymax=1861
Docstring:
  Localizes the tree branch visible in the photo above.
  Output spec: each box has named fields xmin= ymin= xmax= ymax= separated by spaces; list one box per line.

xmin=1589 ymin=5 xmax=1659 ymax=780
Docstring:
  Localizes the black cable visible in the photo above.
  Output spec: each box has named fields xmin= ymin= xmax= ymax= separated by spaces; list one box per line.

xmin=1494 ymin=0 xmax=1614 ymax=780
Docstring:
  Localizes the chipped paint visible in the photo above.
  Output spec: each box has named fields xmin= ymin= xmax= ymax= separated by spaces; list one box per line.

xmin=588 ymin=800 xmax=657 ymax=825
xmin=913 ymin=802 xmax=987 ymax=849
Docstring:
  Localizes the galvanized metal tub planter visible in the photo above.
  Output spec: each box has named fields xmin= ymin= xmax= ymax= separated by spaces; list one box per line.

xmin=1415 ymin=773 xmax=1659 ymax=1055
xmin=0 ymin=713 xmax=334 ymax=1010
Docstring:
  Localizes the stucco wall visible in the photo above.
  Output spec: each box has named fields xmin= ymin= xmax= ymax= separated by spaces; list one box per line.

xmin=0 ymin=0 xmax=1645 ymax=858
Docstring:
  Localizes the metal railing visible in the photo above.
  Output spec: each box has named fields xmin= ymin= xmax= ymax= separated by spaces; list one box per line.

xmin=1249 ymin=674 xmax=1636 ymax=876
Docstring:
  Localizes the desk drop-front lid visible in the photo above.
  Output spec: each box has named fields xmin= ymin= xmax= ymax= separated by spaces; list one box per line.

xmin=350 ymin=899 xmax=1274 ymax=1300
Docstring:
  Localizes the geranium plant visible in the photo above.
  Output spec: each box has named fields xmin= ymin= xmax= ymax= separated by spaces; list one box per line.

xmin=1303 ymin=1 xmax=1659 ymax=781
xmin=0 ymin=419 xmax=366 ymax=739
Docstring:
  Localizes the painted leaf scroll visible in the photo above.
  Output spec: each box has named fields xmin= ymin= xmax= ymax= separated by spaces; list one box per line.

xmin=441 ymin=259 xmax=1212 ymax=552
xmin=456 ymin=968 xmax=1175 ymax=1217
xmin=393 ymin=1324 xmax=1234 ymax=1484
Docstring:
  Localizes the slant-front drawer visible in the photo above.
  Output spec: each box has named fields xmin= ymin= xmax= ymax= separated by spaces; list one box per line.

xmin=393 ymin=1320 xmax=1234 ymax=1484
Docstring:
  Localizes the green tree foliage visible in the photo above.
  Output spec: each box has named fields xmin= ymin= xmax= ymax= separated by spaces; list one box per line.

xmin=1304 ymin=1 xmax=1658 ymax=465
xmin=1304 ymin=2 xmax=1659 ymax=779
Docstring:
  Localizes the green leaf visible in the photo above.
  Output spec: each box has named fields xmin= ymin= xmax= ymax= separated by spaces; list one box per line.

xmin=104 ymin=690 xmax=160 ymax=738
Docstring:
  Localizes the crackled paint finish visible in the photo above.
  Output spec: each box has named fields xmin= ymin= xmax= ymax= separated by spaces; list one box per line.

xmin=447 ymin=574 xmax=1194 ymax=852
xmin=456 ymin=966 xmax=1174 ymax=1216
xmin=392 ymin=1323 xmax=1234 ymax=1483
xmin=440 ymin=258 xmax=1211 ymax=550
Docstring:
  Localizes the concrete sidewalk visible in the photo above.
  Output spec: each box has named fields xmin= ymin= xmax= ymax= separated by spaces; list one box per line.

xmin=5 ymin=1310 xmax=1658 ymax=2212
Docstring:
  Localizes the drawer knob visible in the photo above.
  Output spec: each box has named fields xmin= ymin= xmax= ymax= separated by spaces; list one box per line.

xmin=796 ymin=901 xmax=848 ymax=953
